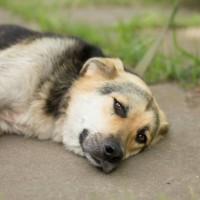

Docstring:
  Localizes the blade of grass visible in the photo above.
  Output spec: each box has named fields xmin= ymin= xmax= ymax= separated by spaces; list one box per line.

xmin=134 ymin=0 xmax=180 ymax=77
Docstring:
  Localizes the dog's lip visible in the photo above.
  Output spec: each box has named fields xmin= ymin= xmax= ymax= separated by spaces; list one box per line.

xmin=91 ymin=155 xmax=101 ymax=165
xmin=100 ymin=160 xmax=117 ymax=173
xmin=91 ymin=155 xmax=117 ymax=173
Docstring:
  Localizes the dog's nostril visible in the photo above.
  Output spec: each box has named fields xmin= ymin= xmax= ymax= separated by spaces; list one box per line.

xmin=103 ymin=139 xmax=123 ymax=164
xmin=105 ymin=145 xmax=114 ymax=155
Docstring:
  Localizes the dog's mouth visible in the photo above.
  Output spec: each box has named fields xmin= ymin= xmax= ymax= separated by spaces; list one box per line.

xmin=85 ymin=153 xmax=118 ymax=173
xmin=80 ymin=129 xmax=123 ymax=173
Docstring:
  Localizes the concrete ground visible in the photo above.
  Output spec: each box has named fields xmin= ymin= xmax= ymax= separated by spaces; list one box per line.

xmin=0 ymin=6 xmax=200 ymax=200
xmin=0 ymin=84 xmax=200 ymax=200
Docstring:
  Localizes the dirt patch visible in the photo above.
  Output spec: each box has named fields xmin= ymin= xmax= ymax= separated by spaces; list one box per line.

xmin=0 ymin=8 xmax=24 ymax=25
xmin=185 ymin=88 xmax=200 ymax=109
xmin=160 ymin=28 xmax=200 ymax=56
xmin=0 ymin=8 xmax=38 ymax=29
xmin=64 ymin=5 xmax=170 ymax=25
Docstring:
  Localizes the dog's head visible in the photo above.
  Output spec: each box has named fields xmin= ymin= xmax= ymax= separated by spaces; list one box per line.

xmin=62 ymin=57 xmax=168 ymax=173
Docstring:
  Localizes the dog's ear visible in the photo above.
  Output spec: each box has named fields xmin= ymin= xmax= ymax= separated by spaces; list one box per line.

xmin=80 ymin=57 xmax=124 ymax=79
xmin=151 ymin=109 xmax=169 ymax=146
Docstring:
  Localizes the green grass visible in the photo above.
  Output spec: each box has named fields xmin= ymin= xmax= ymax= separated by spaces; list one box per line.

xmin=0 ymin=193 xmax=4 ymax=200
xmin=0 ymin=0 xmax=199 ymax=86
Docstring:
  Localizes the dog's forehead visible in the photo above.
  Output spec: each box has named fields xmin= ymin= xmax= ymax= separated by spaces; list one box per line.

xmin=99 ymin=81 xmax=152 ymax=105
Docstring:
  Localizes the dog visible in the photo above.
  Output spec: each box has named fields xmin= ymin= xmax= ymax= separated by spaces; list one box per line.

xmin=0 ymin=24 xmax=168 ymax=173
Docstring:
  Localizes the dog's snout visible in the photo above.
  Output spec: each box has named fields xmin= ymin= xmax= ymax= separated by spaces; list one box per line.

xmin=103 ymin=139 xmax=123 ymax=164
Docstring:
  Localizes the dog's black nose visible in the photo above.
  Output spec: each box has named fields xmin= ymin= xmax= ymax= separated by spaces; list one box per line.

xmin=103 ymin=139 xmax=123 ymax=164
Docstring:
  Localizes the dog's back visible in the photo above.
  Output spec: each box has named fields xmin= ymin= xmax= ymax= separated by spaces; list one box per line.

xmin=0 ymin=25 xmax=40 ymax=50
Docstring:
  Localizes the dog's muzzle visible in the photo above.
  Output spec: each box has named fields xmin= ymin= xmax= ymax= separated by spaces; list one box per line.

xmin=80 ymin=129 xmax=123 ymax=173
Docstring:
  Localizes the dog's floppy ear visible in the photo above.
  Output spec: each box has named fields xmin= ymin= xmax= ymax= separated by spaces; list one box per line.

xmin=80 ymin=57 xmax=124 ymax=79
xmin=151 ymin=109 xmax=169 ymax=146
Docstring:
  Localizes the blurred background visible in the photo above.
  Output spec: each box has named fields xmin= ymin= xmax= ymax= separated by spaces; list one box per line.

xmin=0 ymin=0 xmax=199 ymax=86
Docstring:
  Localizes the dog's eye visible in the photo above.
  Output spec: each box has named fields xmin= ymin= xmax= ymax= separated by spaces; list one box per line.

xmin=136 ymin=128 xmax=147 ymax=144
xmin=113 ymin=98 xmax=127 ymax=118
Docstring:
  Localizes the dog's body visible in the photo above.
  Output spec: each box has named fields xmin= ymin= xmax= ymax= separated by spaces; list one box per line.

xmin=0 ymin=25 xmax=168 ymax=173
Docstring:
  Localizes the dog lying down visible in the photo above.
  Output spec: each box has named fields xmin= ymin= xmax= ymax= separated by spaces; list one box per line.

xmin=0 ymin=25 xmax=169 ymax=173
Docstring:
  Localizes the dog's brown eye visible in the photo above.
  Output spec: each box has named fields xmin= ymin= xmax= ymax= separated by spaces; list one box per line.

xmin=136 ymin=128 xmax=147 ymax=144
xmin=113 ymin=98 xmax=127 ymax=118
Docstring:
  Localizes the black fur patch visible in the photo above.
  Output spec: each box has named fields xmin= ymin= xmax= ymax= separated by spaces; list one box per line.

xmin=44 ymin=37 xmax=104 ymax=117
xmin=0 ymin=24 xmax=40 ymax=49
